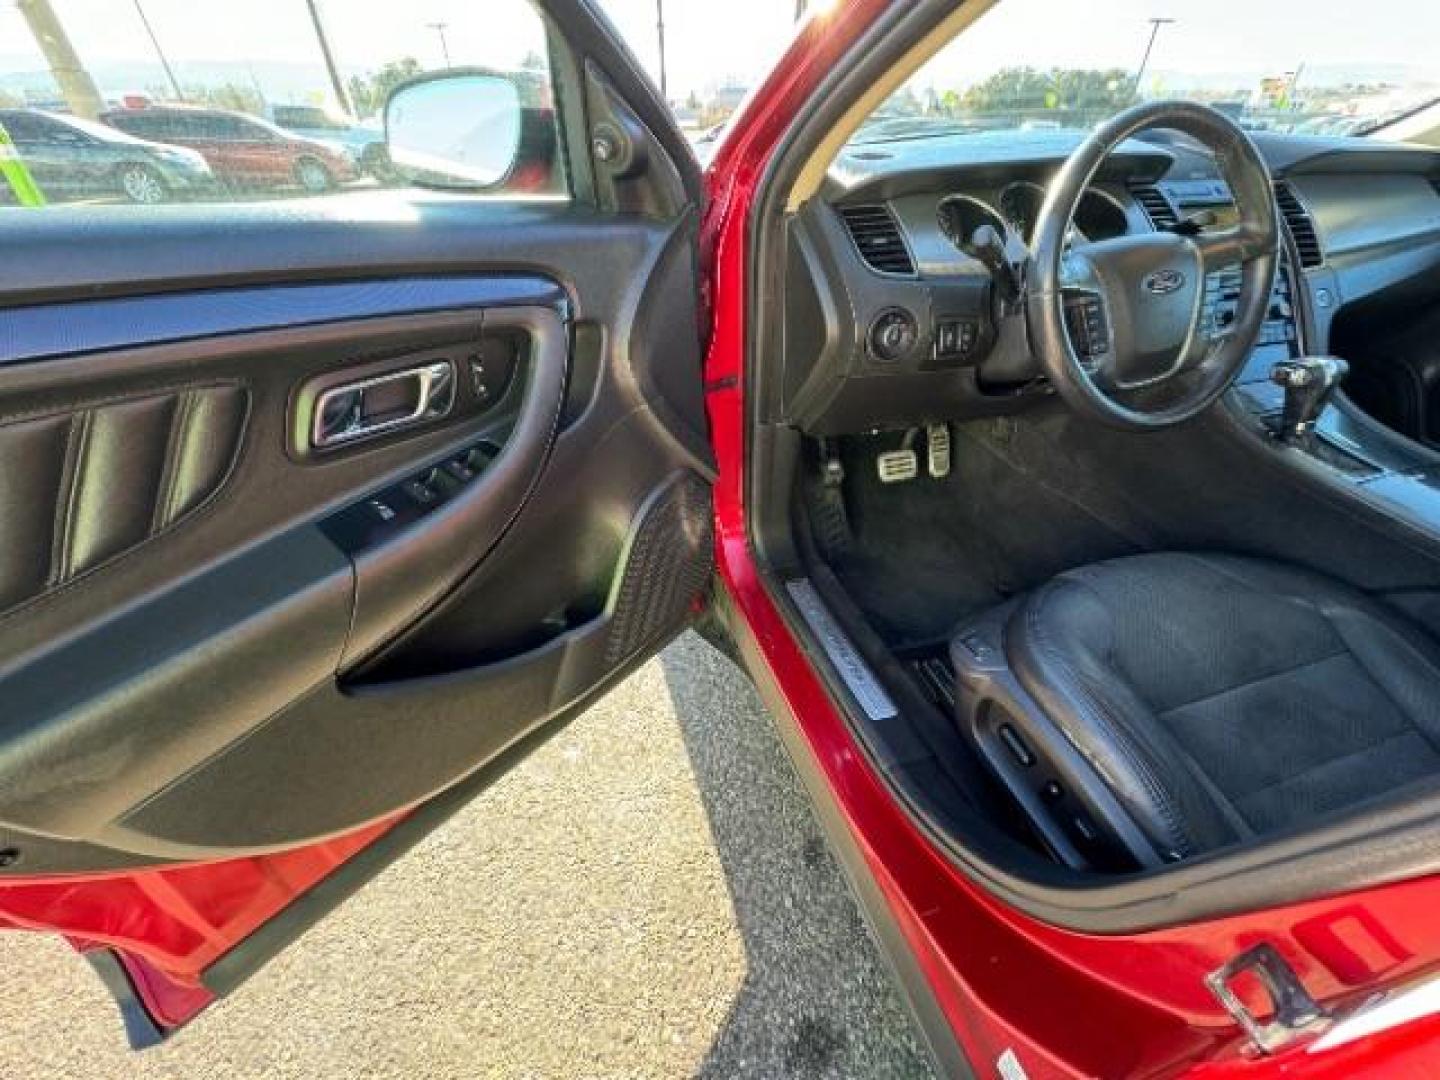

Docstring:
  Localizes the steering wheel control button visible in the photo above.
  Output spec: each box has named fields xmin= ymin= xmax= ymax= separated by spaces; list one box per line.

xmin=868 ymin=308 xmax=919 ymax=363
xmin=1063 ymin=294 xmax=1109 ymax=360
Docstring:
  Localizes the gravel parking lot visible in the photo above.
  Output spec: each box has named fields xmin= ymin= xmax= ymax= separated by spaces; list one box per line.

xmin=0 ymin=633 xmax=936 ymax=1079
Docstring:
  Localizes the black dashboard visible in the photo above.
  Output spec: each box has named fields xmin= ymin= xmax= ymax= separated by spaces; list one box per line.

xmin=780 ymin=127 xmax=1440 ymax=436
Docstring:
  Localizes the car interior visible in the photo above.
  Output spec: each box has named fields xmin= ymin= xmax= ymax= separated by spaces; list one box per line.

xmin=744 ymin=4 xmax=1440 ymax=922
xmin=5 ymin=0 xmax=1440 ymax=1028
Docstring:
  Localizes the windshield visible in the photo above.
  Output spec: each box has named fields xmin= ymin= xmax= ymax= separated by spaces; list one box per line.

xmin=851 ymin=0 xmax=1440 ymax=147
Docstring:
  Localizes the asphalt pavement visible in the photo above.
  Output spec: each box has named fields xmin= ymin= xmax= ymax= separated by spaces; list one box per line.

xmin=0 ymin=633 xmax=937 ymax=1079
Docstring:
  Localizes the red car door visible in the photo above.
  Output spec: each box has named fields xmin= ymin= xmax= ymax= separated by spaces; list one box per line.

xmin=222 ymin=115 xmax=298 ymax=187
xmin=158 ymin=112 xmax=245 ymax=187
xmin=0 ymin=0 xmax=711 ymax=1047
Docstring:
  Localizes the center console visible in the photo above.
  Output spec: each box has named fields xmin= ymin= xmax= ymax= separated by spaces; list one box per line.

xmin=1225 ymin=258 xmax=1440 ymax=547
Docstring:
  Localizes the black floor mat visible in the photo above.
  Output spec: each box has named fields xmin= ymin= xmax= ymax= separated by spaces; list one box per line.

xmin=808 ymin=417 xmax=1149 ymax=648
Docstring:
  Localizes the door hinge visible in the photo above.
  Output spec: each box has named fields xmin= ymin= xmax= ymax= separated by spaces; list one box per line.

xmin=1206 ymin=942 xmax=1330 ymax=1054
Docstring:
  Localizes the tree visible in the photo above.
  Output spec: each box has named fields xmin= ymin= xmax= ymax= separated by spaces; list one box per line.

xmin=955 ymin=66 xmax=1136 ymax=120
xmin=347 ymin=57 xmax=423 ymax=118
xmin=962 ymin=68 xmax=1054 ymax=112
xmin=1050 ymin=68 xmax=1131 ymax=110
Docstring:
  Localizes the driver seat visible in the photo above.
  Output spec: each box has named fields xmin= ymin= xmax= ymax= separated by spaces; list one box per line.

xmin=950 ymin=553 xmax=1440 ymax=870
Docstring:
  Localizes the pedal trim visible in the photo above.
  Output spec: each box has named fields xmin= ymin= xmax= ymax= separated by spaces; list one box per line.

xmin=877 ymin=449 xmax=918 ymax=484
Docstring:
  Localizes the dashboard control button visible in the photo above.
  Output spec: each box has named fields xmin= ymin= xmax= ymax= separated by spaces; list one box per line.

xmin=935 ymin=318 xmax=981 ymax=360
xmin=937 ymin=320 xmax=960 ymax=355
xmin=869 ymin=308 xmax=919 ymax=363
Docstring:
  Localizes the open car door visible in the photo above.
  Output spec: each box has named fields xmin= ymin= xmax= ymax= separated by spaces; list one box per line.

xmin=0 ymin=0 xmax=713 ymax=1044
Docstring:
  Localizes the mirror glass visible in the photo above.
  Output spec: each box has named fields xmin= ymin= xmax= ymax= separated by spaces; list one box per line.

xmin=385 ymin=74 xmax=522 ymax=189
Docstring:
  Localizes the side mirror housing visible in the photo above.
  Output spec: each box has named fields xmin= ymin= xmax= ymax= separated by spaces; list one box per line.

xmin=384 ymin=70 xmax=524 ymax=190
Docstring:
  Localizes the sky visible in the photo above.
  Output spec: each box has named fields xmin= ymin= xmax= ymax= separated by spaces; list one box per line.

xmin=0 ymin=0 xmax=1436 ymax=106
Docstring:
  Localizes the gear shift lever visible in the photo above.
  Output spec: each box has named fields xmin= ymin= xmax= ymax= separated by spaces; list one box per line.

xmin=1269 ymin=357 xmax=1349 ymax=445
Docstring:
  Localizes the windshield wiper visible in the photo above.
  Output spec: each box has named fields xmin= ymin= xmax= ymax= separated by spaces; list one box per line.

xmin=1359 ymin=94 xmax=1440 ymax=137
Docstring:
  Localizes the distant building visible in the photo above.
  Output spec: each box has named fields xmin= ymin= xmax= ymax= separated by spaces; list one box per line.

xmin=710 ymin=82 xmax=749 ymax=111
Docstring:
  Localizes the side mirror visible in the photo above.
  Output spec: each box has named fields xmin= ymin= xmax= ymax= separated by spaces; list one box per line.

xmin=385 ymin=70 xmax=523 ymax=189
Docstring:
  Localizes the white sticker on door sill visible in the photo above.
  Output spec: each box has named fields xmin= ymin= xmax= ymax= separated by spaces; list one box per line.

xmin=997 ymin=1048 xmax=1030 ymax=1080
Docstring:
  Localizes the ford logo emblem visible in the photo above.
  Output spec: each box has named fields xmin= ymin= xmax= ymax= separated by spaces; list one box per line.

xmin=1144 ymin=269 xmax=1186 ymax=296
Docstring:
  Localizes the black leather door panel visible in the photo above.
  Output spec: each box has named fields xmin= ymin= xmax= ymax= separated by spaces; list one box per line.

xmin=0 ymin=527 xmax=352 ymax=851
xmin=0 ymin=203 xmax=712 ymax=876
xmin=113 ymin=472 xmax=711 ymax=855
xmin=0 ymin=384 xmax=246 ymax=613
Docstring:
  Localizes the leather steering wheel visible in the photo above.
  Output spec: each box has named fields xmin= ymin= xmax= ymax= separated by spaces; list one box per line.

xmin=1026 ymin=101 xmax=1279 ymax=430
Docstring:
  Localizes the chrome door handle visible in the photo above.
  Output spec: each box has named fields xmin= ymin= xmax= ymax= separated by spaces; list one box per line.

xmin=312 ymin=360 xmax=455 ymax=449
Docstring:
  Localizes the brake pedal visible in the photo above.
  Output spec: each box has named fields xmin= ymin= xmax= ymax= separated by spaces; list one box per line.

xmin=877 ymin=449 xmax=918 ymax=483
xmin=878 ymin=427 xmax=920 ymax=483
xmin=926 ymin=422 xmax=951 ymax=479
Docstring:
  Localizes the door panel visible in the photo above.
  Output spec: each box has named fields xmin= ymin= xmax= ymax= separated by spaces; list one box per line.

xmin=0 ymin=0 xmax=713 ymax=1040
xmin=0 ymin=205 xmax=709 ymax=863
xmin=0 ymin=180 xmax=711 ymax=1032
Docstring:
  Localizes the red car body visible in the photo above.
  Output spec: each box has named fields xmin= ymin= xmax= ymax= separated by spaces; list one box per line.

xmin=4 ymin=3 xmax=1440 ymax=1077
xmin=102 ymin=106 xmax=357 ymax=192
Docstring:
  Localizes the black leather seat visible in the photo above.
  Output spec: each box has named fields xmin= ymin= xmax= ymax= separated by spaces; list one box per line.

xmin=951 ymin=553 xmax=1440 ymax=868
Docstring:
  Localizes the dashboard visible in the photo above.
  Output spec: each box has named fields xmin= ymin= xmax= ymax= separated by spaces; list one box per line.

xmin=779 ymin=127 xmax=1440 ymax=436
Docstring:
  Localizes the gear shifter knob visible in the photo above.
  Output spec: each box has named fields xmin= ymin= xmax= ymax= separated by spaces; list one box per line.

xmin=1269 ymin=356 xmax=1349 ymax=444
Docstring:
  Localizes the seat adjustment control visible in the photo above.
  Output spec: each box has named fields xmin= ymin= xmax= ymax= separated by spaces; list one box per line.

xmin=998 ymin=723 xmax=1035 ymax=767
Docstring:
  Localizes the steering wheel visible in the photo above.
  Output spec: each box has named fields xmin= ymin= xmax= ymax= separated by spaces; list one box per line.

xmin=1026 ymin=101 xmax=1279 ymax=430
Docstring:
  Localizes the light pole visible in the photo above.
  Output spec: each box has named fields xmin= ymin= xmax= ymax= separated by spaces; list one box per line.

xmin=304 ymin=0 xmax=353 ymax=116
xmin=655 ymin=0 xmax=668 ymax=103
xmin=14 ymin=0 xmax=104 ymax=118
xmin=1132 ymin=17 xmax=1176 ymax=103
xmin=131 ymin=0 xmax=182 ymax=100
xmin=428 ymin=22 xmax=452 ymax=69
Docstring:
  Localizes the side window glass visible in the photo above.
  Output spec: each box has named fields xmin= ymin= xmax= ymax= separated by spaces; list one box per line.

xmin=0 ymin=0 xmax=564 ymax=209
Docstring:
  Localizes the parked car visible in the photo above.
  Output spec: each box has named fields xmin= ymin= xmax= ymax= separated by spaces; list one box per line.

xmin=267 ymin=104 xmax=389 ymax=178
xmin=0 ymin=107 xmax=215 ymax=204
xmin=101 ymin=105 xmax=357 ymax=193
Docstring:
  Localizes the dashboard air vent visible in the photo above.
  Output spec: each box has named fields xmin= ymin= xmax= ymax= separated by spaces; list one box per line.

xmin=1274 ymin=180 xmax=1324 ymax=269
xmin=1130 ymin=183 xmax=1178 ymax=230
xmin=837 ymin=204 xmax=916 ymax=276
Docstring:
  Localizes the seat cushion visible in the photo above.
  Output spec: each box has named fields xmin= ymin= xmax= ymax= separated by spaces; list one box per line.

xmin=1001 ymin=552 xmax=1440 ymax=859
